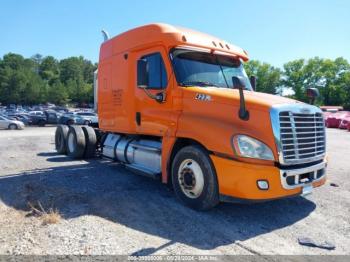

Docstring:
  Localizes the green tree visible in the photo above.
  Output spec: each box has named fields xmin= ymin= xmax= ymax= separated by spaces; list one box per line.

xmin=319 ymin=57 xmax=349 ymax=106
xmin=59 ymin=56 xmax=96 ymax=104
xmin=47 ymin=80 xmax=68 ymax=105
xmin=0 ymin=53 xmax=47 ymax=104
xmin=2 ymin=51 xmax=348 ymax=108
xmin=340 ymin=71 xmax=350 ymax=109
xmin=245 ymin=60 xmax=281 ymax=94
xmin=282 ymin=59 xmax=307 ymax=101
xmin=282 ymin=57 xmax=350 ymax=104
xmin=39 ymin=56 xmax=60 ymax=84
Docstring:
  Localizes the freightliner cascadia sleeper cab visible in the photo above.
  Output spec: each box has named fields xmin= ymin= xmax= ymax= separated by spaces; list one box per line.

xmin=55 ymin=24 xmax=327 ymax=210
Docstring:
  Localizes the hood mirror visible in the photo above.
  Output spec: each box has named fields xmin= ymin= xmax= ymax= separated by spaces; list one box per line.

xmin=249 ymin=75 xmax=256 ymax=91
xmin=306 ymin=87 xmax=319 ymax=105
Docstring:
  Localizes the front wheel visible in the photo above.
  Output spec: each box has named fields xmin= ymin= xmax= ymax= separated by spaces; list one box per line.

xmin=8 ymin=124 xmax=17 ymax=130
xmin=171 ymin=145 xmax=219 ymax=211
xmin=38 ymin=120 xmax=46 ymax=127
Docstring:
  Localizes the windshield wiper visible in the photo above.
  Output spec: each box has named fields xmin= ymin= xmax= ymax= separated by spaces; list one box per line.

xmin=180 ymin=81 xmax=221 ymax=87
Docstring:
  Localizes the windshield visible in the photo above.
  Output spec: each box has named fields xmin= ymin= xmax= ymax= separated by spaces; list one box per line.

xmin=0 ymin=115 xmax=9 ymax=120
xmin=171 ymin=48 xmax=252 ymax=90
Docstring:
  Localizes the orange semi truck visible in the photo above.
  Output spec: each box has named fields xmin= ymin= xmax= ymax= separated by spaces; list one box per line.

xmin=55 ymin=23 xmax=327 ymax=210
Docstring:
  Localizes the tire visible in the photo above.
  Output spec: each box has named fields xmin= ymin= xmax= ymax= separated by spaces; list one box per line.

xmin=84 ymin=120 xmax=90 ymax=126
xmin=8 ymin=124 xmax=17 ymax=130
xmin=66 ymin=119 xmax=74 ymax=126
xmin=171 ymin=145 xmax=219 ymax=211
xmin=38 ymin=120 xmax=46 ymax=127
xmin=81 ymin=126 xmax=97 ymax=158
xmin=55 ymin=125 xmax=69 ymax=154
xmin=66 ymin=125 xmax=86 ymax=159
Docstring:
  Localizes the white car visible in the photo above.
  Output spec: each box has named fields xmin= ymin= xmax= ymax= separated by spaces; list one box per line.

xmin=0 ymin=115 xmax=25 ymax=130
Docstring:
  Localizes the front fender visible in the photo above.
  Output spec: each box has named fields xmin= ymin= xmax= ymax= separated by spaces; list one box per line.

xmin=176 ymin=103 xmax=277 ymax=160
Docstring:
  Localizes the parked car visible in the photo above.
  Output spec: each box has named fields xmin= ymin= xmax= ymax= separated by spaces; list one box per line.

xmin=325 ymin=111 xmax=350 ymax=128
xmin=28 ymin=111 xmax=44 ymax=116
xmin=45 ymin=111 xmax=61 ymax=124
xmin=58 ymin=114 xmax=80 ymax=125
xmin=29 ymin=111 xmax=61 ymax=126
xmin=0 ymin=115 xmax=25 ymax=130
xmin=7 ymin=114 xmax=33 ymax=125
xmin=75 ymin=115 xmax=93 ymax=125
xmin=75 ymin=112 xmax=98 ymax=125
xmin=58 ymin=114 xmax=91 ymax=126
xmin=52 ymin=106 xmax=68 ymax=113
xmin=29 ymin=114 xmax=47 ymax=126
xmin=339 ymin=116 xmax=350 ymax=129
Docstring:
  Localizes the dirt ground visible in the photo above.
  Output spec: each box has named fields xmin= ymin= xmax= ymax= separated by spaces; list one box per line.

xmin=0 ymin=126 xmax=349 ymax=255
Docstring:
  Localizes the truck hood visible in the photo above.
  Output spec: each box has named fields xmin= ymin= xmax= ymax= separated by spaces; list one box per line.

xmin=179 ymin=87 xmax=309 ymax=160
xmin=185 ymin=86 xmax=304 ymax=110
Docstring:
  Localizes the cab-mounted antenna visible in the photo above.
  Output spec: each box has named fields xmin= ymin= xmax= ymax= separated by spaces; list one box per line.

xmin=101 ymin=29 xmax=110 ymax=42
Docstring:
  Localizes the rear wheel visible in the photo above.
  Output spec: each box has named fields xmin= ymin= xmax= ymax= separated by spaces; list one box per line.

xmin=66 ymin=125 xmax=86 ymax=159
xmin=8 ymin=124 xmax=17 ymax=130
xmin=38 ymin=120 xmax=46 ymax=127
xmin=84 ymin=120 xmax=90 ymax=126
xmin=81 ymin=126 xmax=97 ymax=158
xmin=171 ymin=145 xmax=219 ymax=210
xmin=55 ymin=125 xmax=69 ymax=154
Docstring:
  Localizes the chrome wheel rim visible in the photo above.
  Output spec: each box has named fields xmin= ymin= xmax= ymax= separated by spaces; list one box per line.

xmin=67 ymin=132 xmax=75 ymax=153
xmin=178 ymin=159 xmax=204 ymax=199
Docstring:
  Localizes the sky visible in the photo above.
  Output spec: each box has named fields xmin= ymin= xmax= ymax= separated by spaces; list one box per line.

xmin=0 ymin=0 xmax=349 ymax=67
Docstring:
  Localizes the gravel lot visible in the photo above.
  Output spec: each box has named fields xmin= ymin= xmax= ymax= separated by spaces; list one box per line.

xmin=0 ymin=126 xmax=349 ymax=255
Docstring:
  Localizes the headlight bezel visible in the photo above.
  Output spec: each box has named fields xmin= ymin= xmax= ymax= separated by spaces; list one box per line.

xmin=232 ymin=134 xmax=275 ymax=161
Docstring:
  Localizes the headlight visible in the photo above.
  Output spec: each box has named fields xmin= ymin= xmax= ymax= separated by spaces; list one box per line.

xmin=233 ymin=135 xmax=274 ymax=160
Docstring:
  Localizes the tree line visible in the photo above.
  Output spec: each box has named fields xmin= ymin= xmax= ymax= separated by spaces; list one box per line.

xmin=0 ymin=53 xmax=349 ymax=108
xmin=0 ymin=53 xmax=97 ymax=106
xmin=245 ymin=57 xmax=350 ymax=109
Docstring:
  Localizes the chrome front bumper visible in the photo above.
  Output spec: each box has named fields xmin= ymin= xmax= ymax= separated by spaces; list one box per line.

xmin=280 ymin=161 xmax=327 ymax=190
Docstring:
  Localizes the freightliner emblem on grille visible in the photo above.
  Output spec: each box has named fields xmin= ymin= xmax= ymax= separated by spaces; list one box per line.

xmin=300 ymin=108 xmax=311 ymax=114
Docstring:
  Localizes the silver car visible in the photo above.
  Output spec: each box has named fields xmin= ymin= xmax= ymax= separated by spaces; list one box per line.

xmin=0 ymin=115 xmax=25 ymax=130
xmin=75 ymin=112 xmax=98 ymax=124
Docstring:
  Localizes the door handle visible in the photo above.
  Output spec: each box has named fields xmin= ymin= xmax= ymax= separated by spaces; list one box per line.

xmin=136 ymin=112 xmax=141 ymax=126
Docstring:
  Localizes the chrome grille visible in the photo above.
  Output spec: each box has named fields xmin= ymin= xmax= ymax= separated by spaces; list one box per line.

xmin=279 ymin=111 xmax=325 ymax=162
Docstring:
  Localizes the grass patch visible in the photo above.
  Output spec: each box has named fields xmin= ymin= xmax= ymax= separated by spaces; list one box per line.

xmin=28 ymin=201 xmax=62 ymax=225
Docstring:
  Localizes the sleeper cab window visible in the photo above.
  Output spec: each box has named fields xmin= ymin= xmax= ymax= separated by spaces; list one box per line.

xmin=139 ymin=53 xmax=168 ymax=89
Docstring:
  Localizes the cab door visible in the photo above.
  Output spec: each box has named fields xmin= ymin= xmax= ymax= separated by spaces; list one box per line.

xmin=134 ymin=46 xmax=178 ymax=137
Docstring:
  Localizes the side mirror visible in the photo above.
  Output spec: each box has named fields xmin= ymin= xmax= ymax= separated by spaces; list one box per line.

xmin=232 ymin=76 xmax=249 ymax=121
xmin=232 ymin=76 xmax=246 ymax=89
xmin=249 ymin=75 xmax=256 ymax=91
xmin=137 ymin=59 xmax=149 ymax=88
xmin=155 ymin=92 xmax=166 ymax=103
xmin=306 ymin=87 xmax=319 ymax=105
